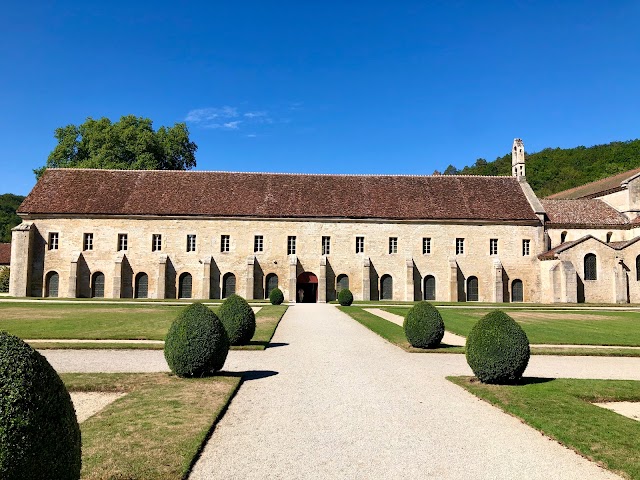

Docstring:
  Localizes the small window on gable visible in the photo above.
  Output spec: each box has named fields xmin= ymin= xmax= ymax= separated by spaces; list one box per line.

xmin=584 ymin=253 xmax=597 ymax=280
xmin=48 ymin=232 xmax=59 ymax=250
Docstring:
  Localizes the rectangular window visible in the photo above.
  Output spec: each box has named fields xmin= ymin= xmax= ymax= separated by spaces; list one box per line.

xmin=322 ymin=236 xmax=331 ymax=255
xmin=522 ymin=239 xmax=531 ymax=256
xmin=422 ymin=237 xmax=431 ymax=255
xmin=117 ymin=233 xmax=128 ymax=251
xmin=490 ymin=238 xmax=498 ymax=256
xmin=187 ymin=234 xmax=196 ymax=252
xmin=389 ymin=237 xmax=398 ymax=254
xmin=456 ymin=238 xmax=464 ymax=255
xmin=254 ymin=235 xmax=264 ymax=253
xmin=356 ymin=236 xmax=365 ymax=254
xmin=83 ymin=233 xmax=93 ymax=251
xmin=287 ymin=236 xmax=296 ymax=255
xmin=152 ymin=234 xmax=162 ymax=252
xmin=221 ymin=235 xmax=230 ymax=253
xmin=48 ymin=232 xmax=59 ymax=250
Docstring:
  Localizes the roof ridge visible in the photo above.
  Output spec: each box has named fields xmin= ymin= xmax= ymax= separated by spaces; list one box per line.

xmin=46 ymin=168 xmax=514 ymax=179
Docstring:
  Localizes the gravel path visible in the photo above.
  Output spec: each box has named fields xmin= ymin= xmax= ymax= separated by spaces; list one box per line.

xmin=189 ymin=304 xmax=621 ymax=479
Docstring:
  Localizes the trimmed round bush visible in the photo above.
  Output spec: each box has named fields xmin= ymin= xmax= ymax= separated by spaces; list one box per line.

xmin=337 ymin=288 xmax=354 ymax=306
xmin=0 ymin=331 xmax=81 ymax=479
xmin=164 ymin=303 xmax=229 ymax=377
xmin=465 ymin=310 xmax=530 ymax=384
xmin=218 ymin=294 xmax=256 ymax=345
xmin=403 ymin=301 xmax=445 ymax=348
xmin=269 ymin=287 xmax=284 ymax=305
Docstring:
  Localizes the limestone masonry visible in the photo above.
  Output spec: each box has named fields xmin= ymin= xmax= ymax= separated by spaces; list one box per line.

xmin=11 ymin=139 xmax=640 ymax=303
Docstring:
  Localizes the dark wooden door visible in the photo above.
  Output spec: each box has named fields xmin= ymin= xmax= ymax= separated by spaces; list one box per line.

xmin=380 ymin=275 xmax=393 ymax=300
xmin=47 ymin=272 xmax=59 ymax=298
xmin=223 ymin=273 xmax=236 ymax=298
xmin=179 ymin=273 xmax=192 ymax=299
xmin=265 ymin=274 xmax=278 ymax=298
xmin=467 ymin=277 xmax=478 ymax=302
xmin=135 ymin=273 xmax=148 ymax=299
xmin=424 ymin=276 xmax=436 ymax=301
xmin=511 ymin=280 xmax=523 ymax=302
xmin=92 ymin=272 xmax=105 ymax=298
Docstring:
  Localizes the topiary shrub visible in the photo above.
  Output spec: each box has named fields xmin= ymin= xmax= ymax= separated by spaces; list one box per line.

xmin=218 ymin=294 xmax=256 ymax=345
xmin=269 ymin=287 xmax=284 ymax=305
xmin=164 ymin=303 xmax=229 ymax=377
xmin=338 ymin=288 xmax=353 ymax=306
xmin=0 ymin=268 xmax=9 ymax=293
xmin=465 ymin=310 xmax=530 ymax=384
xmin=403 ymin=301 xmax=445 ymax=348
xmin=0 ymin=331 xmax=81 ymax=479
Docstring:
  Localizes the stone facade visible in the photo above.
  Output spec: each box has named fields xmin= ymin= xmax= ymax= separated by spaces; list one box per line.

xmin=11 ymin=139 xmax=640 ymax=303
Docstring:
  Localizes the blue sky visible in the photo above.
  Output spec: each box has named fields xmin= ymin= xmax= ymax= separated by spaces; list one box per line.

xmin=2 ymin=1 xmax=639 ymax=195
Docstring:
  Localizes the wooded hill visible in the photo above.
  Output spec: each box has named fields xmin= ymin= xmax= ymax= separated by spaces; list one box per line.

xmin=443 ymin=139 xmax=640 ymax=198
xmin=0 ymin=194 xmax=25 ymax=243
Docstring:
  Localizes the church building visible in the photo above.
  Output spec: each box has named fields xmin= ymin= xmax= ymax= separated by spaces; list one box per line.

xmin=10 ymin=139 xmax=640 ymax=303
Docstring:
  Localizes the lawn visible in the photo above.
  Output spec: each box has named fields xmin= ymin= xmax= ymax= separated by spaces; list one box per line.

xmin=0 ymin=302 xmax=288 ymax=350
xmin=383 ymin=306 xmax=640 ymax=347
xmin=449 ymin=376 xmax=640 ymax=480
xmin=62 ymin=372 xmax=241 ymax=480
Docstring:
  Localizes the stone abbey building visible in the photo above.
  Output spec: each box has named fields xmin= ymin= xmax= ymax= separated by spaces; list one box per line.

xmin=10 ymin=139 xmax=640 ymax=303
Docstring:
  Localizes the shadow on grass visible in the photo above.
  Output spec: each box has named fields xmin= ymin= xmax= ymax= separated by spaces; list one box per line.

xmin=465 ymin=376 xmax=556 ymax=386
xmin=218 ymin=370 xmax=279 ymax=381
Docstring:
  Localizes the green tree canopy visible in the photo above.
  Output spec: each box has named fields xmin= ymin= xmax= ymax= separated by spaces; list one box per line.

xmin=0 ymin=194 xmax=26 ymax=243
xmin=35 ymin=115 xmax=197 ymax=179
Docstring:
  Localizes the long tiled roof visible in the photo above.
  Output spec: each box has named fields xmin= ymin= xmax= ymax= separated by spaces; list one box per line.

xmin=546 ymin=167 xmax=640 ymax=200
xmin=540 ymin=199 xmax=629 ymax=227
xmin=538 ymin=235 xmax=640 ymax=260
xmin=0 ymin=243 xmax=10 ymax=265
xmin=18 ymin=169 xmax=540 ymax=222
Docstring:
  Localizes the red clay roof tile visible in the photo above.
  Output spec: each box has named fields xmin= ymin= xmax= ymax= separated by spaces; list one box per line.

xmin=540 ymin=199 xmax=629 ymax=227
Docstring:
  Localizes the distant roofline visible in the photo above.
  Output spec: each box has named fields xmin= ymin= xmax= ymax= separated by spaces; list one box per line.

xmin=44 ymin=168 xmax=514 ymax=179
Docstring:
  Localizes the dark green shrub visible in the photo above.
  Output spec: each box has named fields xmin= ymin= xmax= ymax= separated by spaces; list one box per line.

xmin=0 ymin=268 xmax=9 ymax=293
xmin=218 ymin=294 xmax=256 ymax=345
xmin=269 ymin=287 xmax=284 ymax=305
xmin=164 ymin=303 xmax=229 ymax=377
xmin=465 ymin=310 xmax=530 ymax=384
xmin=338 ymin=288 xmax=353 ymax=306
xmin=0 ymin=331 xmax=81 ymax=479
xmin=403 ymin=301 xmax=444 ymax=348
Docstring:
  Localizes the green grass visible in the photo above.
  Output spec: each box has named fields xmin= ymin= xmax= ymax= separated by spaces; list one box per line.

xmin=449 ymin=376 xmax=640 ymax=480
xmin=383 ymin=307 xmax=640 ymax=346
xmin=337 ymin=307 xmax=464 ymax=353
xmin=61 ymin=372 xmax=241 ymax=480
xmin=0 ymin=302 xmax=287 ymax=349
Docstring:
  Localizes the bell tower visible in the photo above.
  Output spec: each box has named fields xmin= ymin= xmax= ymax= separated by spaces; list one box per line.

xmin=512 ymin=138 xmax=525 ymax=179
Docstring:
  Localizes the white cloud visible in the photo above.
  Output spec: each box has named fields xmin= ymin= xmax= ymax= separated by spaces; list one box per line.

xmin=185 ymin=106 xmax=238 ymax=123
xmin=204 ymin=120 xmax=242 ymax=130
xmin=244 ymin=111 xmax=267 ymax=118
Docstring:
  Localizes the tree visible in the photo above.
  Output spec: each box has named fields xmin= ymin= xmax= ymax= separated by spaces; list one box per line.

xmin=34 ymin=115 xmax=197 ymax=179
xmin=0 ymin=194 xmax=25 ymax=243
xmin=443 ymin=164 xmax=459 ymax=175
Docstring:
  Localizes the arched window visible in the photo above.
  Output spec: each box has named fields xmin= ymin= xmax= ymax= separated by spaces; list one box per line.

xmin=606 ymin=232 xmax=613 ymax=243
xmin=135 ymin=272 xmax=148 ymax=299
xmin=178 ymin=272 xmax=192 ymax=299
xmin=467 ymin=276 xmax=479 ymax=301
xmin=265 ymin=273 xmax=278 ymax=299
xmin=336 ymin=274 xmax=349 ymax=293
xmin=92 ymin=272 xmax=105 ymax=298
xmin=636 ymin=255 xmax=640 ymax=281
xmin=424 ymin=275 xmax=436 ymax=301
xmin=584 ymin=254 xmax=597 ymax=280
xmin=560 ymin=231 xmax=567 ymax=243
xmin=511 ymin=279 xmax=523 ymax=302
xmin=45 ymin=271 xmax=59 ymax=298
xmin=222 ymin=273 xmax=236 ymax=298
xmin=380 ymin=274 xmax=393 ymax=300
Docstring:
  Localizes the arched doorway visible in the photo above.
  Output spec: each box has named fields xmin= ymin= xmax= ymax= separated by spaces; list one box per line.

xmin=511 ymin=279 xmax=523 ymax=302
xmin=178 ymin=272 xmax=192 ymax=299
xmin=135 ymin=272 xmax=148 ymax=299
xmin=336 ymin=274 xmax=349 ymax=294
xmin=467 ymin=276 xmax=478 ymax=302
xmin=222 ymin=272 xmax=236 ymax=298
xmin=380 ymin=274 xmax=393 ymax=300
xmin=45 ymin=271 xmax=59 ymax=298
xmin=92 ymin=272 xmax=105 ymax=298
xmin=296 ymin=272 xmax=318 ymax=303
xmin=424 ymin=275 xmax=436 ymax=301
xmin=265 ymin=273 xmax=278 ymax=299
